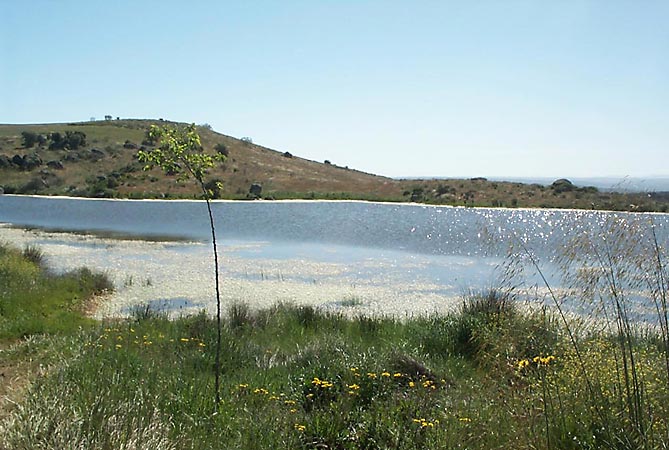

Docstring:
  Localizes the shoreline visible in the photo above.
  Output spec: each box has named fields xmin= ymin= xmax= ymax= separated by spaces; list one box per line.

xmin=3 ymin=193 xmax=669 ymax=216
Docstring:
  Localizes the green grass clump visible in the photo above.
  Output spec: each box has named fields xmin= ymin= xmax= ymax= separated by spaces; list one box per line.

xmin=0 ymin=243 xmax=112 ymax=339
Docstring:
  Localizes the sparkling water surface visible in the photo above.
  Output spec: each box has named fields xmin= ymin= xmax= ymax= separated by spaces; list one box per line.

xmin=1 ymin=195 xmax=667 ymax=319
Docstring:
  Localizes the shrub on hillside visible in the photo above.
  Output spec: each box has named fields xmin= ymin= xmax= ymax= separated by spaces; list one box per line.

xmin=214 ymin=143 xmax=228 ymax=156
xmin=48 ymin=131 xmax=87 ymax=150
xmin=21 ymin=131 xmax=38 ymax=148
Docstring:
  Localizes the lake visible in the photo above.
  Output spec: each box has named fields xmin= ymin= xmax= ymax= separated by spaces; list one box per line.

xmin=1 ymin=195 xmax=668 ymax=320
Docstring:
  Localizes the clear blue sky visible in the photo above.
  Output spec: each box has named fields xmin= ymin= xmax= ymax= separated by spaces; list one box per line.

xmin=1 ymin=1 xmax=667 ymax=179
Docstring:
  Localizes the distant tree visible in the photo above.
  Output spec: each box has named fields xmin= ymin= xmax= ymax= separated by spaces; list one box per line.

xmin=551 ymin=178 xmax=575 ymax=194
xmin=240 ymin=137 xmax=253 ymax=144
xmin=200 ymin=123 xmax=213 ymax=130
xmin=105 ymin=115 xmax=112 ymax=121
xmin=21 ymin=131 xmax=38 ymax=148
xmin=282 ymin=151 xmax=293 ymax=158
xmin=324 ymin=160 xmax=331 ymax=165
xmin=137 ymin=124 xmax=226 ymax=407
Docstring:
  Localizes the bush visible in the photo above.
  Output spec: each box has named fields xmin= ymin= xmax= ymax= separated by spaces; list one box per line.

xmin=48 ymin=131 xmax=87 ymax=150
xmin=21 ymin=131 xmax=38 ymax=148
xmin=214 ymin=143 xmax=228 ymax=156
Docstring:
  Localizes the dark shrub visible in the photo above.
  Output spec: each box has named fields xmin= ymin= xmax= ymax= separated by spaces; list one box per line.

xmin=248 ymin=182 xmax=262 ymax=198
xmin=65 ymin=131 xmax=87 ymax=149
xmin=21 ymin=131 xmax=38 ymax=148
xmin=410 ymin=187 xmax=424 ymax=202
xmin=0 ymin=155 xmax=12 ymax=168
xmin=49 ymin=131 xmax=87 ymax=150
xmin=214 ymin=143 xmax=228 ymax=156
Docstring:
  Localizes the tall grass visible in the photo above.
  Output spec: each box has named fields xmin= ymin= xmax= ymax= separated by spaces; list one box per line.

xmin=2 ymin=223 xmax=669 ymax=449
xmin=507 ymin=216 xmax=669 ymax=449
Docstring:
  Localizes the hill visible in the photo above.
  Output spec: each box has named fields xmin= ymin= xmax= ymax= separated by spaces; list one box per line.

xmin=1 ymin=119 xmax=667 ymax=212
xmin=0 ymin=119 xmax=401 ymax=201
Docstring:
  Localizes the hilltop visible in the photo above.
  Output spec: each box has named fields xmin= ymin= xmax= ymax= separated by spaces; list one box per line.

xmin=1 ymin=119 xmax=667 ymax=212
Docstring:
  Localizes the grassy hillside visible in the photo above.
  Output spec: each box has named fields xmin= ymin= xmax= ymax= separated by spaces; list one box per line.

xmin=1 ymin=119 xmax=667 ymax=212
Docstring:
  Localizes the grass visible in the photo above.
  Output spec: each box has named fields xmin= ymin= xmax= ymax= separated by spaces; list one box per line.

xmin=1 ymin=234 xmax=669 ymax=449
xmin=0 ymin=243 xmax=111 ymax=339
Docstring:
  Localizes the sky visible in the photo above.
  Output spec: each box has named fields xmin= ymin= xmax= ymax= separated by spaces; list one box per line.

xmin=1 ymin=1 xmax=667 ymax=179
